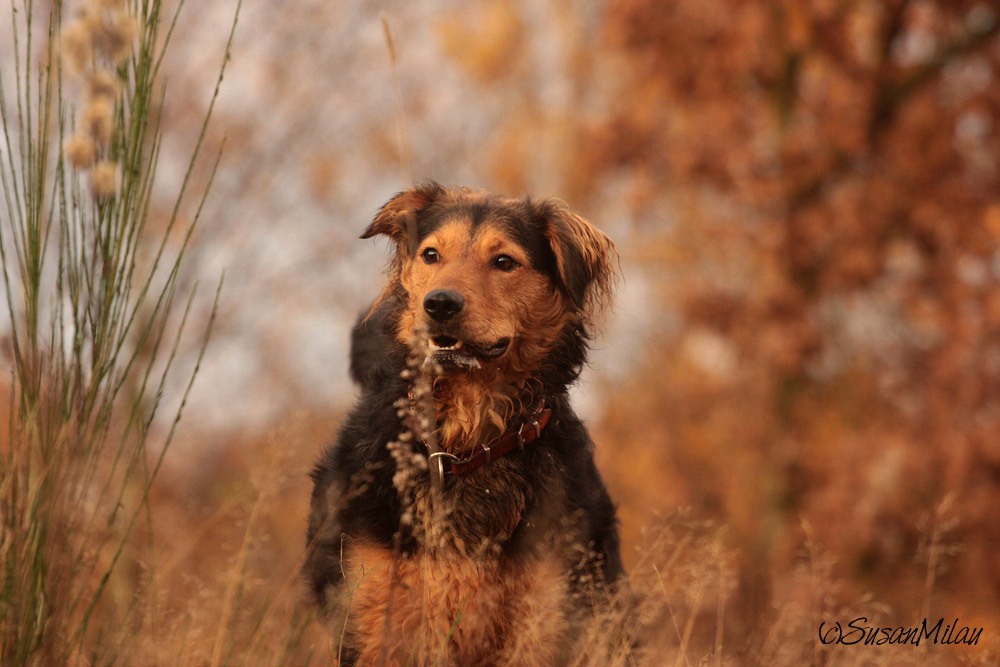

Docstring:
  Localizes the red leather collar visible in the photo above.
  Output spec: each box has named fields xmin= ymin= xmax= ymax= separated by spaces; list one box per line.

xmin=419 ymin=403 xmax=553 ymax=482
xmin=447 ymin=407 xmax=552 ymax=477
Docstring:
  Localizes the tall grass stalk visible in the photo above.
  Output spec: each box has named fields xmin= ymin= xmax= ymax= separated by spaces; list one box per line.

xmin=0 ymin=0 xmax=238 ymax=663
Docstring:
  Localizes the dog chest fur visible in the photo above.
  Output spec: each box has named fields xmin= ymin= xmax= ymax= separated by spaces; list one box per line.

xmin=339 ymin=541 xmax=571 ymax=665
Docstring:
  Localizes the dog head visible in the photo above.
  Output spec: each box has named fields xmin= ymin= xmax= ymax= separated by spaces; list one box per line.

xmin=363 ymin=181 xmax=617 ymax=378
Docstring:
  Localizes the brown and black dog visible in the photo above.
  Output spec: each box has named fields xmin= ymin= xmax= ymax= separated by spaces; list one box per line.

xmin=305 ymin=182 xmax=622 ymax=665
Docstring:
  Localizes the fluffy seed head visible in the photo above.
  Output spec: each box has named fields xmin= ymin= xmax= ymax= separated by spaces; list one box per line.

xmin=81 ymin=98 xmax=114 ymax=143
xmin=61 ymin=23 xmax=93 ymax=74
xmin=88 ymin=70 xmax=120 ymax=101
xmin=94 ymin=13 xmax=138 ymax=63
xmin=92 ymin=160 xmax=118 ymax=198
xmin=64 ymin=136 xmax=97 ymax=168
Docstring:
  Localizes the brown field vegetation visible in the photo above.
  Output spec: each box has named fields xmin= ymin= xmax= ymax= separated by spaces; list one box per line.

xmin=3 ymin=0 xmax=1000 ymax=664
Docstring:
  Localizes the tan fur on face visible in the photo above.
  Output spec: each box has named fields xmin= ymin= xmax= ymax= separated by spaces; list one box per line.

xmin=396 ymin=217 xmax=574 ymax=452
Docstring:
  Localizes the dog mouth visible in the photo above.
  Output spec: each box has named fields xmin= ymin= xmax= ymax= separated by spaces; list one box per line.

xmin=428 ymin=335 xmax=510 ymax=370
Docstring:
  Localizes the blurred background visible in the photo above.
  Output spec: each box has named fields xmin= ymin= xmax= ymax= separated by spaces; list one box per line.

xmin=8 ymin=0 xmax=1000 ymax=662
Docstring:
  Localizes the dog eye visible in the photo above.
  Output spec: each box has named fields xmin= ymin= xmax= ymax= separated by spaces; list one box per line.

xmin=421 ymin=248 xmax=440 ymax=264
xmin=493 ymin=254 xmax=517 ymax=272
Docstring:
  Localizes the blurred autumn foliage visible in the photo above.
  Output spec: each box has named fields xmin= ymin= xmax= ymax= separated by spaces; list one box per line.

xmin=4 ymin=0 xmax=1000 ymax=663
xmin=587 ymin=0 xmax=1000 ymax=652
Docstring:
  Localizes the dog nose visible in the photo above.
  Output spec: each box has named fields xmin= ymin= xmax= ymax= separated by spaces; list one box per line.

xmin=424 ymin=289 xmax=465 ymax=322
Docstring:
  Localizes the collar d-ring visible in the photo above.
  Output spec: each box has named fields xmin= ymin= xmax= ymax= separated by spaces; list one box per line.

xmin=427 ymin=451 xmax=460 ymax=490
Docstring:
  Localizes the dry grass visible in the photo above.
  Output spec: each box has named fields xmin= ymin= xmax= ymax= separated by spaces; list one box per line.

xmin=75 ymin=431 xmax=997 ymax=666
xmin=1 ymin=0 xmax=235 ymax=663
xmin=3 ymin=1 xmax=999 ymax=665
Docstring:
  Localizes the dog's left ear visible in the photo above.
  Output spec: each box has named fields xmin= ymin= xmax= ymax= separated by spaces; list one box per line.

xmin=537 ymin=201 xmax=618 ymax=318
xmin=361 ymin=181 xmax=445 ymax=254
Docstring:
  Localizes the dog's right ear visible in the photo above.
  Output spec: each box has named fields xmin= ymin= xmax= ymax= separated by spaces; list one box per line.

xmin=361 ymin=181 xmax=445 ymax=254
